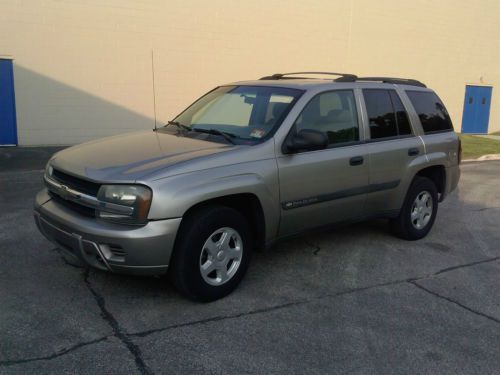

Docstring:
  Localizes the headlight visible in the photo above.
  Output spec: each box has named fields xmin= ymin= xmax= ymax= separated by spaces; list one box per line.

xmin=97 ymin=185 xmax=152 ymax=225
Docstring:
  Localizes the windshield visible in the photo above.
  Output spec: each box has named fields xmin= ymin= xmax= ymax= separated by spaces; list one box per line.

xmin=166 ymin=85 xmax=303 ymax=144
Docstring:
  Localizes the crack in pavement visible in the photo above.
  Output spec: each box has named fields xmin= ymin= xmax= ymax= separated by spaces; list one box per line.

xmin=2 ymin=255 xmax=498 ymax=368
xmin=409 ymin=281 xmax=500 ymax=324
xmin=128 ymin=277 xmax=432 ymax=338
xmin=472 ymin=206 xmax=500 ymax=212
xmin=129 ymin=255 xmax=500 ymax=338
xmin=83 ymin=269 xmax=154 ymax=375
xmin=0 ymin=336 xmax=110 ymax=367
xmin=432 ymin=256 xmax=499 ymax=276
xmin=51 ymin=248 xmax=85 ymax=269
xmin=304 ymin=240 xmax=321 ymax=255
xmin=130 ymin=300 xmax=310 ymax=338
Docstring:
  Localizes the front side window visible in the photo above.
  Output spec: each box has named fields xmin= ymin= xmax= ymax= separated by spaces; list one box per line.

xmin=168 ymin=85 xmax=303 ymax=143
xmin=294 ymin=90 xmax=359 ymax=145
xmin=363 ymin=89 xmax=412 ymax=140
xmin=406 ymin=91 xmax=453 ymax=133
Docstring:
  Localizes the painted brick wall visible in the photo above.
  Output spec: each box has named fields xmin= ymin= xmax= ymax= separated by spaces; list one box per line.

xmin=0 ymin=0 xmax=498 ymax=145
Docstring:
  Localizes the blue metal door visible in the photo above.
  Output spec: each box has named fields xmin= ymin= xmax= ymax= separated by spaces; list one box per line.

xmin=461 ymin=85 xmax=493 ymax=134
xmin=0 ymin=59 xmax=18 ymax=145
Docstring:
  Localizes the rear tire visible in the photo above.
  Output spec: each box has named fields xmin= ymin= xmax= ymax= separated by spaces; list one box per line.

xmin=391 ymin=176 xmax=438 ymax=241
xmin=170 ymin=205 xmax=252 ymax=302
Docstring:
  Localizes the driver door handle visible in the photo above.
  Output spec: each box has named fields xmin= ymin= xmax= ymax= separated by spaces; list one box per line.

xmin=349 ymin=156 xmax=364 ymax=166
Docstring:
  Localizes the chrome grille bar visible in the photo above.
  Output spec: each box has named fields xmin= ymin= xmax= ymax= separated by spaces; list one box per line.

xmin=44 ymin=174 xmax=134 ymax=216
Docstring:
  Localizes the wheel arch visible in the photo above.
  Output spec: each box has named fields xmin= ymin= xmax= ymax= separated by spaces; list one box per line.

xmin=179 ymin=193 xmax=267 ymax=251
xmin=414 ymin=164 xmax=446 ymax=201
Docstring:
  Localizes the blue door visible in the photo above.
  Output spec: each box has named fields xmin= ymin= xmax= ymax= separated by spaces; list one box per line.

xmin=461 ymin=85 xmax=493 ymax=134
xmin=0 ymin=59 xmax=18 ymax=145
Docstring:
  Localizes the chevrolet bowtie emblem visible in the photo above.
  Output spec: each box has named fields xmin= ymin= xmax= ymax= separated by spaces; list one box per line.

xmin=58 ymin=185 xmax=73 ymax=200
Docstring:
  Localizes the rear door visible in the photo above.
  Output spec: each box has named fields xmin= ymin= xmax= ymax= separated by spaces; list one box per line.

xmin=361 ymin=88 xmax=424 ymax=215
xmin=405 ymin=89 xmax=458 ymax=168
xmin=277 ymin=89 xmax=369 ymax=236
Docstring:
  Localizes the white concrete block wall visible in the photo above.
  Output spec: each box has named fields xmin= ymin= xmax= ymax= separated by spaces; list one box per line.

xmin=0 ymin=0 xmax=498 ymax=145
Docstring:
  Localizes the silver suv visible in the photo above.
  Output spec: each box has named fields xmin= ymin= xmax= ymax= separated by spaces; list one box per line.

xmin=34 ymin=72 xmax=461 ymax=301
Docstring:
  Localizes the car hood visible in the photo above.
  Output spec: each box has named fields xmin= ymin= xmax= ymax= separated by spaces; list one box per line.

xmin=50 ymin=130 xmax=234 ymax=182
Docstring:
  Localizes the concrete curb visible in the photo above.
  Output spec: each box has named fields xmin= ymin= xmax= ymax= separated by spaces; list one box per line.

xmin=462 ymin=154 xmax=500 ymax=163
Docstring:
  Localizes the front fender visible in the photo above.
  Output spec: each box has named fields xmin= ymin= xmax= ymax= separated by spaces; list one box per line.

xmin=144 ymin=160 xmax=280 ymax=242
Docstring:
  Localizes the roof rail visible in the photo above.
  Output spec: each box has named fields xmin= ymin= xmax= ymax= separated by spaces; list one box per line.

xmin=259 ymin=72 xmax=358 ymax=81
xmin=356 ymin=77 xmax=426 ymax=87
xmin=258 ymin=72 xmax=427 ymax=87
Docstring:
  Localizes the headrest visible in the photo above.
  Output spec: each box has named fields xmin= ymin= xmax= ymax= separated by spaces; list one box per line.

xmin=327 ymin=109 xmax=352 ymax=122
xmin=272 ymin=102 xmax=289 ymax=118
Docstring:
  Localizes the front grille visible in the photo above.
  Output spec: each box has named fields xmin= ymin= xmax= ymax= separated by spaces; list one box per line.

xmin=49 ymin=191 xmax=96 ymax=218
xmin=52 ymin=169 xmax=101 ymax=196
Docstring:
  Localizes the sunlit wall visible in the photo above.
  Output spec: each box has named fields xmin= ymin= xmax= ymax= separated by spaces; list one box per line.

xmin=0 ymin=0 xmax=498 ymax=145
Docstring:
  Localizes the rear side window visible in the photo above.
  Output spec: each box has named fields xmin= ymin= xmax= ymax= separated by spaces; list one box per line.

xmin=363 ymin=89 xmax=412 ymax=139
xmin=389 ymin=91 xmax=412 ymax=135
xmin=406 ymin=91 xmax=453 ymax=133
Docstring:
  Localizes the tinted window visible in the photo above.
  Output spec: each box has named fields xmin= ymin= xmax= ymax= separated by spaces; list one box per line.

xmin=295 ymin=90 xmax=359 ymax=145
xmin=363 ymin=90 xmax=398 ymax=139
xmin=406 ymin=91 xmax=453 ymax=133
xmin=389 ymin=91 xmax=412 ymax=135
xmin=364 ymin=89 xmax=413 ymax=139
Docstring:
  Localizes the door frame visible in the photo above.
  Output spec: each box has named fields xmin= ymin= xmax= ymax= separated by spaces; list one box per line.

xmin=461 ymin=84 xmax=493 ymax=134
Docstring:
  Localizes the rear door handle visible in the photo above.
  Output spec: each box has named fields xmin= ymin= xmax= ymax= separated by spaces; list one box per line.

xmin=408 ymin=148 xmax=420 ymax=156
xmin=349 ymin=156 xmax=364 ymax=166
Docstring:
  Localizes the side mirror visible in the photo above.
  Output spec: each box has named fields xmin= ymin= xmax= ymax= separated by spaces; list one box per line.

xmin=285 ymin=129 xmax=328 ymax=153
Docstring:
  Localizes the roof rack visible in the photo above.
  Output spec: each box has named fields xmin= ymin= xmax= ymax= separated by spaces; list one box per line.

xmin=259 ymin=72 xmax=358 ymax=82
xmin=258 ymin=72 xmax=426 ymax=87
xmin=356 ymin=77 xmax=426 ymax=87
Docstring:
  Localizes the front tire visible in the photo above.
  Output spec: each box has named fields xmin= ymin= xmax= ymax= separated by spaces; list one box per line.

xmin=170 ymin=206 xmax=252 ymax=302
xmin=391 ymin=176 xmax=438 ymax=240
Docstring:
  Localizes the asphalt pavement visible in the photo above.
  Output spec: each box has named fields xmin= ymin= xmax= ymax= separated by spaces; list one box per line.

xmin=1 ymin=148 xmax=499 ymax=374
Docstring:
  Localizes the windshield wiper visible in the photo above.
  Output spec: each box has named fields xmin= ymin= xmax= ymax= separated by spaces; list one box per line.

xmin=166 ymin=120 xmax=191 ymax=132
xmin=191 ymin=128 xmax=237 ymax=144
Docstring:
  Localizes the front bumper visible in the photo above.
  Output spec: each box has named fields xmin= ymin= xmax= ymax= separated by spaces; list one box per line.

xmin=34 ymin=189 xmax=181 ymax=276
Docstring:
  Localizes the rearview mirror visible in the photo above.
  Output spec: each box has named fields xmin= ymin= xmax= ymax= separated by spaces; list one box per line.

xmin=241 ymin=94 xmax=256 ymax=105
xmin=284 ymin=129 xmax=328 ymax=153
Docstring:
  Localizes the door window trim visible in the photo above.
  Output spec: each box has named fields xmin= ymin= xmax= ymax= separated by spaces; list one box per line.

xmin=362 ymin=88 xmax=415 ymax=141
xmin=281 ymin=89 xmax=364 ymax=154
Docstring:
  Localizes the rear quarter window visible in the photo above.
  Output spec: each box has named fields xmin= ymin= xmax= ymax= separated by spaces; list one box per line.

xmin=406 ymin=91 xmax=453 ymax=133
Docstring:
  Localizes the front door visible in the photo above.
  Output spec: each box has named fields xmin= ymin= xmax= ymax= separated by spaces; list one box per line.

xmin=277 ymin=89 xmax=369 ymax=236
xmin=461 ymin=85 xmax=493 ymax=134
xmin=0 ymin=59 xmax=17 ymax=145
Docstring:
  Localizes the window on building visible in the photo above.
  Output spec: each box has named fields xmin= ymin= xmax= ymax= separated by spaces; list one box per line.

xmin=363 ymin=89 xmax=412 ymax=139
xmin=294 ymin=90 xmax=359 ymax=145
xmin=406 ymin=91 xmax=453 ymax=133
